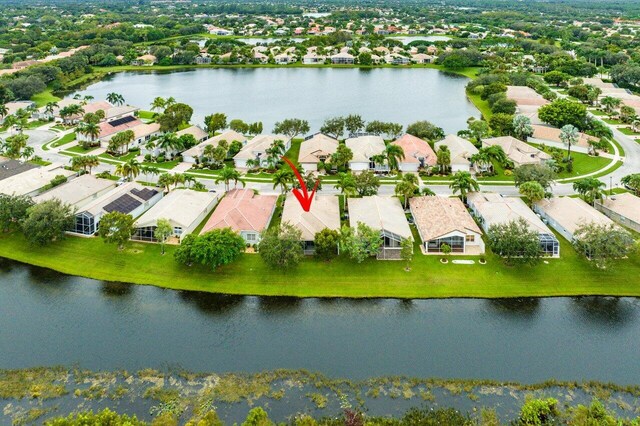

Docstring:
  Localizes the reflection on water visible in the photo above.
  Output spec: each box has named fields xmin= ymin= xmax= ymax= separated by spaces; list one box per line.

xmin=1 ymin=259 xmax=640 ymax=384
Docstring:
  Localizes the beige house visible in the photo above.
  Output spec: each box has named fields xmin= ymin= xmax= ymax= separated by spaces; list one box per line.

xmin=534 ymin=197 xmax=614 ymax=241
xmin=483 ymin=136 xmax=551 ymax=167
xmin=298 ymin=133 xmax=339 ymax=172
xmin=347 ymin=196 xmax=412 ymax=260
xmin=176 ymin=125 xmax=208 ymax=144
xmin=434 ymin=134 xmax=478 ymax=172
xmin=345 ymin=135 xmax=386 ymax=172
xmin=0 ymin=163 xmax=75 ymax=196
xmin=467 ymin=192 xmax=559 ymax=257
xmin=529 ymin=125 xmax=599 ymax=149
xmin=132 ymin=189 xmax=219 ymax=242
xmin=233 ymin=134 xmax=291 ymax=169
xmin=595 ymin=192 xmax=640 ymax=233
xmin=33 ymin=174 xmax=116 ymax=209
xmin=410 ymin=196 xmax=484 ymax=255
xmin=182 ymin=129 xmax=247 ymax=164
xmin=281 ymin=194 xmax=340 ymax=254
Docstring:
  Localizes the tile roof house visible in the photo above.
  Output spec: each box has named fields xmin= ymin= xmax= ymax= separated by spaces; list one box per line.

xmin=176 ymin=125 xmax=209 ymax=143
xmin=233 ymin=134 xmax=292 ymax=169
xmin=529 ymin=125 xmax=599 ymax=149
xmin=33 ymin=174 xmax=116 ymax=209
xmin=483 ymin=136 xmax=551 ymax=167
xmin=347 ymin=196 xmax=412 ymax=260
xmin=534 ymin=197 xmax=615 ymax=242
xmin=72 ymin=183 xmax=163 ymax=235
xmin=200 ymin=188 xmax=277 ymax=243
xmin=330 ymin=51 xmax=355 ymax=64
xmin=133 ymin=189 xmax=219 ymax=242
xmin=392 ymin=134 xmax=437 ymax=172
xmin=410 ymin=196 xmax=484 ymax=255
xmin=182 ymin=130 xmax=247 ymax=164
xmin=345 ymin=135 xmax=387 ymax=172
xmin=595 ymin=192 xmax=640 ymax=233
xmin=0 ymin=163 xmax=75 ymax=196
xmin=434 ymin=134 xmax=478 ymax=172
xmin=0 ymin=158 xmax=37 ymax=181
xmin=298 ymin=133 xmax=339 ymax=172
xmin=467 ymin=192 xmax=559 ymax=257
xmin=282 ymin=194 xmax=340 ymax=254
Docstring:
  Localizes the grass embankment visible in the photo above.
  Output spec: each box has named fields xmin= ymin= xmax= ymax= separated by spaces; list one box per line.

xmin=31 ymin=87 xmax=61 ymax=107
xmin=1 ymin=231 xmax=639 ymax=298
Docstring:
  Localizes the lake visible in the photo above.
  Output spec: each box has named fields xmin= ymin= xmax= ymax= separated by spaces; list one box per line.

xmin=73 ymin=68 xmax=479 ymax=135
xmin=1 ymin=259 xmax=639 ymax=384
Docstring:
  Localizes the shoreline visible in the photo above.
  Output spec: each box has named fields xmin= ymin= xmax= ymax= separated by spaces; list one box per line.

xmin=1 ymin=231 xmax=640 ymax=298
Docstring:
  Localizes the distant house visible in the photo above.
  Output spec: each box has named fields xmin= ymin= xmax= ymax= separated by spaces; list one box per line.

xmin=195 ymin=55 xmax=212 ymax=65
xmin=385 ymin=54 xmax=410 ymax=65
xmin=33 ymin=174 xmax=116 ymax=210
xmin=133 ymin=189 xmax=219 ymax=242
xmin=130 ymin=122 xmax=162 ymax=149
xmin=182 ymin=130 xmax=247 ymax=164
xmin=467 ymin=192 xmax=559 ymax=257
xmin=79 ymin=116 xmax=144 ymax=145
xmin=411 ymin=53 xmax=435 ymax=64
xmin=200 ymin=188 xmax=277 ymax=243
xmin=595 ymin=192 xmax=640 ymax=233
xmin=529 ymin=125 xmax=599 ymax=149
xmin=233 ymin=134 xmax=292 ymax=169
xmin=131 ymin=54 xmax=157 ymax=66
xmin=345 ymin=135 xmax=387 ymax=172
xmin=302 ymin=52 xmax=326 ymax=64
xmin=0 ymin=163 xmax=75 ymax=196
xmin=534 ymin=197 xmax=615 ymax=242
xmin=274 ymin=53 xmax=294 ymax=65
xmin=410 ymin=196 xmax=485 ymax=254
xmin=72 ymin=183 xmax=163 ymax=236
xmin=434 ymin=134 xmax=478 ymax=172
xmin=392 ymin=134 xmax=436 ymax=172
xmin=177 ymin=125 xmax=208 ymax=143
xmin=483 ymin=136 xmax=551 ymax=167
xmin=282 ymin=194 xmax=341 ymax=254
xmin=298 ymin=133 xmax=339 ymax=172
xmin=347 ymin=196 xmax=413 ymax=260
xmin=2 ymin=101 xmax=35 ymax=124
xmin=330 ymin=52 xmax=355 ymax=64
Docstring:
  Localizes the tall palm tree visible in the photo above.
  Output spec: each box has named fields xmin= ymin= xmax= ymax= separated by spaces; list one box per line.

xmin=78 ymin=121 xmax=101 ymax=144
xmin=150 ymin=97 xmax=166 ymax=112
xmin=165 ymin=97 xmax=176 ymax=107
xmin=119 ymin=129 xmax=135 ymax=152
xmin=334 ymin=172 xmax=357 ymax=197
xmin=449 ymin=171 xmax=479 ymax=204
xmin=115 ymin=158 xmax=141 ymax=181
xmin=215 ymin=165 xmax=244 ymax=191
xmin=436 ymin=145 xmax=451 ymax=174
xmin=84 ymin=155 xmax=100 ymax=174
xmin=271 ymin=168 xmax=294 ymax=193
xmin=560 ymin=124 xmax=579 ymax=161
xmin=156 ymin=132 xmax=179 ymax=158
xmin=141 ymin=166 xmax=160 ymax=181
xmin=44 ymin=101 xmax=58 ymax=116
xmin=394 ymin=175 xmax=418 ymax=209
xmin=265 ymin=139 xmax=286 ymax=169
xmin=385 ymin=143 xmax=404 ymax=171
xmin=107 ymin=92 xmax=125 ymax=106
xmin=157 ymin=173 xmax=174 ymax=192
xmin=0 ymin=104 xmax=8 ymax=119
xmin=21 ymin=146 xmax=34 ymax=161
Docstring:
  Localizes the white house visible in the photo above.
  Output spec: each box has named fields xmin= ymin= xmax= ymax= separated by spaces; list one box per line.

xmin=534 ymin=197 xmax=615 ymax=242
xmin=434 ymin=134 xmax=478 ymax=172
xmin=233 ymin=134 xmax=291 ymax=169
xmin=345 ymin=135 xmax=387 ymax=172
xmin=298 ymin=133 xmax=339 ymax=172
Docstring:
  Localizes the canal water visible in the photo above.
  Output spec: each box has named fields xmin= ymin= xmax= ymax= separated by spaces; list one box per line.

xmin=0 ymin=259 xmax=637 ymax=384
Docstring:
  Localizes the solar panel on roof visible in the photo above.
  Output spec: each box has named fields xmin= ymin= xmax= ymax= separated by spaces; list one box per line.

xmin=108 ymin=115 xmax=137 ymax=128
xmin=103 ymin=194 xmax=142 ymax=214
xmin=131 ymin=187 xmax=159 ymax=201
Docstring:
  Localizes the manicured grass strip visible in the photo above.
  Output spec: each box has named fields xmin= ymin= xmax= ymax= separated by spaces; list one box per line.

xmin=1 ymin=231 xmax=639 ymax=298
xmin=50 ymin=132 xmax=76 ymax=148
xmin=99 ymin=152 xmax=137 ymax=162
xmin=142 ymin=160 xmax=180 ymax=170
xmin=618 ymin=127 xmax=640 ymax=136
xmin=65 ymin=144 xmax=100 ymax=154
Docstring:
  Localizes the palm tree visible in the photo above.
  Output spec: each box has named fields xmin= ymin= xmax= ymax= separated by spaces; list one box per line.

xmin=84 ymin=155 xmax=100 ymax=174
xmin=151 ymin=97 xmax=166 ymax=112
xmin=141 ymin=166 xmax=160 ymax=181
xmin=271 ymin=168 xmax=294 ymax=193
xmin=385 ymin=143 xmax=405 ymax=171
xmin=165 ymin=97 xmax=176 ymax=107
xmin=265 ymin=139 xmax=286 ymax=169
xmin=449 ymin=171 xmax=479 ymax=203
xmin=21 ymin=146 xmax=34 ymax=161
xmin=0 ymin=104 xmax=7 ymax=119
xmin=172 ymin=173 xmax=186 ymax=189
xmin=334 ymin=172 xmax=357 ymax=197
xmin=77 ymin=121 xmax=100 ymax=145
xmin=115 ymin=158 xmax=141 ymax=181
xmin=3 ymin=115 xmax=17 ymax=133
xmin=44 ymin=101 xmax=58 ymax=116
xmin=436 ymin=145 xmax=451 ymax=174
xmin=394 ymin=174 xmax=418 ymax=209
xmin=119 ymin=129 xmax=135 ymax=152
xmin=156 ymin=133 xmax=179 ymax=158
xmin=573 ymin=178 xmax=605 ymax=205
xmin=157 ymin=173 xmax=174 ymax=192
xmin=183 ymin=175 xmax=196 ymax=188
xmin=107 ymin=92 xmax=125 ymax=106
xmin=60 ymin=104 xmax=84 ymax=124
xmin=560 ymin=124 xmax=579 ymax=161
xmin=600 ymin=96 xmax=621 ymax=117
xmin=215 ymin=165 xmax=244 ymax=191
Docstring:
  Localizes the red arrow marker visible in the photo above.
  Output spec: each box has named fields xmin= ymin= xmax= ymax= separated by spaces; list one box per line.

xmin=282 ymin=156 xmax=319 ymax=212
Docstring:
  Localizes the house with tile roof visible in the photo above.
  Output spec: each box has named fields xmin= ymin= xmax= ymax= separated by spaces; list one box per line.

xmin=347 ymin=196 xmax=412 ymax=260
xmin=410 ymin=196 xmax=484 ymax=255
xmin=534 ymin=197 xmax=615 ymax=242
xmin=483 ymin=136 xmax=551 ymax=167
xmin=392 ymin=134 xmax=436 ymax=172
xmin=434 ymin=134 xmax=478 ymax=172
xmin=233 ymin=134 xmax=291 ymax=169
xmin=595 ymin=192 xmax=640 ymax=233
xmin=281 ymin=194 xmax=340 ymax=254
xmin=345 ymin=135 xmax=387 ymax=172
xmin=200 ymin=188 xmax=277 ymax=244
xmin=298 ymin=133 xmax=339 ymax=172
xmin=183 ymin=130 xmax=247 ymax=164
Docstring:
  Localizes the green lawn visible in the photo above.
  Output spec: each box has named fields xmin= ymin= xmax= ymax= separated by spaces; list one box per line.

xmin=529 ymin=143 xmax=612 ymax=179
xmin=24 ymin=120 xmax=49 ymax=129
xmin=30 ymin=88 xmax=61 ymax=107
xmin=138 ymin=110 xmax=157 ymax=120
xmin=0 ymin=229 xmax=639 ymax=298
xmin=99 ymin=152 xmax=137 ymax=162
xmin=284 ymin=138 xmax=302 ymax=163
xmin=50 ymin=132 xmax=76 ymax=148
xmin=65 ymin=144 xmax=100 ymax=154
xmin=142 ymin=160 xmax=180 ymax=170
xmin=466 ymin=91 xmax=492 ymax=120
xmin=603 ymin=118 xmax=623 ymax=125
xmin=618 ymin=127 xmax=639 ymax=136
xmin=588 ymin=109 xmax=608 ymax=116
